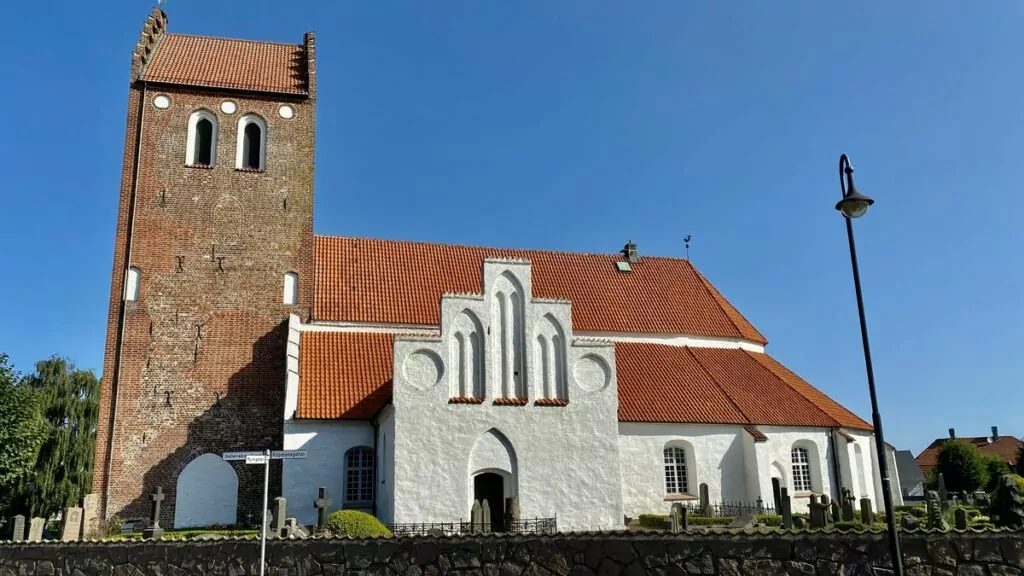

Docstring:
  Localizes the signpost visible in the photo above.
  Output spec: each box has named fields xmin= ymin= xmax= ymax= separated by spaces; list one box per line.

xmin=223 ymin=449 xmax=306 ymax=576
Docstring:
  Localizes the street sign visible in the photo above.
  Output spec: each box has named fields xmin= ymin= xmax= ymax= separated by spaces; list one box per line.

xmin=245 ymin=454 xmax=269 ymax=465
xmin=222 ymin=451 xmax=264 ymax=461
xmin=271 ymin=450 xmax=307 ymax=460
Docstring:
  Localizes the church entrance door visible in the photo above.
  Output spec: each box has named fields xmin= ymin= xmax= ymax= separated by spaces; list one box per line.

xmin=771 ymin=478 xmax=782 ymax=512
xmin=473 ymin=473 xmax=506 ymax=532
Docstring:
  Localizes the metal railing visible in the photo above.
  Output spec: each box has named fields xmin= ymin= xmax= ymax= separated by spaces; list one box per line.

xmin=679 ymin=500 xmax=777 ymax=518
xmin=388 ymin=517 xmax=557 ymax=537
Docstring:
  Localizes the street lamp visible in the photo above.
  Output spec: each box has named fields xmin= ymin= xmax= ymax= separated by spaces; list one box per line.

xmin=835 ymin=153 xmax=903 ymax=576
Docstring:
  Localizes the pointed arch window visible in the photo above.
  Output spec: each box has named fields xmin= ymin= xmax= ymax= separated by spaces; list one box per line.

xmin=186 ymin=110 xmax=218 ymax=166
xmin=236 ymin=114 xmax=267 ymax=170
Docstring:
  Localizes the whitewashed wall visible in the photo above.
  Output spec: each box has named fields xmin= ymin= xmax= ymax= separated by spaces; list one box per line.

xmin=173 ymin=453 xmax=239 ymax=528
xmin=377 ymin=406 xmax=396 ymax=525
xmin=751 ymin=427 xmax=833 ymax=513
xmin=282 ymin=420 xmax=374 ymax=526
xmin=618 ymin=423 xmax=748 ymax=519
xmin=391 ymin=259 xmax=623 ymax=531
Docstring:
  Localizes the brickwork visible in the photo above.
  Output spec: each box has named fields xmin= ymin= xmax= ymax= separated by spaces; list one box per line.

xmin=93 ymin=11 xmax=316 ymax=527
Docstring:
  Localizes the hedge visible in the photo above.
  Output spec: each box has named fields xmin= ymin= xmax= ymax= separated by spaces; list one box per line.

xmin=324 ymin=509 xmax=392 ymax=538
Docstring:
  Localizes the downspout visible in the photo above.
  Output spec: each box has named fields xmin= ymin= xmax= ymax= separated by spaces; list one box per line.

xmin=104 ymin=81 xmax=146 ymax=518
xmin=828 ymin=428 xmax=843 ymax=501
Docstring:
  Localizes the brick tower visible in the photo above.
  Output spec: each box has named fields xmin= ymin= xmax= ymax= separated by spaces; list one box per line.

xmin=93 ymin=9 xmax=316 ymax=526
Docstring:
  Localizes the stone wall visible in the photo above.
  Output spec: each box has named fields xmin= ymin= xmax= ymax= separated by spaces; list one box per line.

xmin=2 ymin=531 xmax=1024 ymax=576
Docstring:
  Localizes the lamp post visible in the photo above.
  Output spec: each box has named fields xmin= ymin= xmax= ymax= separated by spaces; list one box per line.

xmin=835 ymin=153 xmax=903 ymax=575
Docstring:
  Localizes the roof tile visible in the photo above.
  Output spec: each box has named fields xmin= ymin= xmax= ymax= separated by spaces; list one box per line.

xmin=297 ymin=332 xmax=393 ymax=419
xmin=313 ymin=236 xmax=767 ymax=343
xmin=145 ymin=34 xmax=307 ymax=95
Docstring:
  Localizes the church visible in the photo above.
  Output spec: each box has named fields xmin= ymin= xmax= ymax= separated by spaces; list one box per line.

xmin=93 ymin=9 xmax=901 ymax=532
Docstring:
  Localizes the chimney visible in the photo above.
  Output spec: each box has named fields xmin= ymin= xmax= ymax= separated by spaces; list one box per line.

xmin=622 ymin=241 xmax=640 ymax=263
xmin=949 ymin=428 xmax=956 ymax=439
xmin=992 ymin=426 xmax=1000 ymax=441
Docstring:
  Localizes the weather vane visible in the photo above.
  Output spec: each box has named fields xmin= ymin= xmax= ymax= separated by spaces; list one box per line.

xmin=684 ymin=234 xmax=692 ymax=261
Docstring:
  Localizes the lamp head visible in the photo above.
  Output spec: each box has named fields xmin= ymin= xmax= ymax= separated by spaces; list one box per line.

xmin=836 ymin=161 xmax=874 ymax=218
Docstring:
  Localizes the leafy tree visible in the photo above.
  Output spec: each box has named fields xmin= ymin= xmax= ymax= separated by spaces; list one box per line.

xmin=983 ymin=455 xmax=1013 ymax=491
xmin=1015 ymin=445 xmax=1024 ymax=477
xmin=0 ymin=354 xmax=47 ymax=517
xmin=19 ymin=357 xmax=100 ymax=519
xmin=935 ymin=440 xmax=988 ymax=493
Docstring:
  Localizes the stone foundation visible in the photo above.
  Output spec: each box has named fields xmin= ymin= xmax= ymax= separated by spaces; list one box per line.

xmin=1 ymin=531 xmax=1023 ymax=576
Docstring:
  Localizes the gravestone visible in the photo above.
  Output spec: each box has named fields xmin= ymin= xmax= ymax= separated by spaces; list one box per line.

xmin=808 ymin=495 xmax=827 ymax=529
xmin=470 ymin=500 xmax=483 ymax=533
xmin=820 ymin=495 xmax=832 ymax=524
xmin=61 ymin=507 xmax=83 ymax=542
xmin=841 ymin=488 xmax=855 ymax=522
xmin=992 ymin=474 xmax=1024 ymax=529
xmin=926 ymin=490 xmax=948 ymax=530
xmin=10 ymin=515 xmax=25 ymax=542
xmin=142 ymin=486 xmax=165 ymax=540
xmin=792 ymin=517 xmax=806 ymax=529
xmin=504 ymin=496 xmax=520 ymax=529
xmin=961 ymin=491 xmax=973 ymax=506
xmin=780 ymin=488 xmax=793 ymax=529
xmin=669 ymin=503 xmax=687 ymax=533
xmin=900 ymin=514 xmax=920 ymax=531
xmin=284 ymin=518 xmax=309 ymax=538
xmin=859 ymin=498 xmax=874 ymax=525
xmin=938 ymin=473 xmax=948 ymax=508
xmin=830 ymin=500 xmax=840 ymax=525
xmin=81 ymin=494 xmax=100 ymax=540
xmin=264 ymin=509 xmax=273 ymax=536
xmin=954 ymin=508 xmax=968 ymax=530
xmin=481 ymin=499 xmax=492 ymax=532
xmin=698 ymin=483 xmax=710 ymax=515
xmin=974 ymin=491 xmax=990 ymax=509
xmin=313 ymin=487 xmax=331 ymax=529
xmin=272 ymin=497 xmax=287 ymax=537
xmin=28 ymin=518 xmax=44 ymax=542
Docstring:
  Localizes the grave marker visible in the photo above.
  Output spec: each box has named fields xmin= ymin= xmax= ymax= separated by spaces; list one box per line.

xmin=954 ymin=508 xmax=968 ymax=530
xmin=859 ymin=498 xmax=874 ymax=525
xmin=143 ymin=486 xmax=165 ymax=540
xmin=61 ymin=507 xmax=83 ymax=542
xmin=28 ymin=518 xmax=44 ymax=542
xmin=698 ymin=483 xmax=710 ymax=515
xmin=272 ymin=497 xmax=287 ymax=537
xmin=481 ymin=499 xmax=492 ymax=532
xmin=81 ymin=494 xmax=100 ymax=540
xmin=313 ymin=487 xmax=331 ymax=529
xmin=808 ymin=495 xmax=826 ymax=529
xmin=11 ymin=515 xmax=25 ymax=542
xmin=780 ymin=488 xmax=793 ymax=529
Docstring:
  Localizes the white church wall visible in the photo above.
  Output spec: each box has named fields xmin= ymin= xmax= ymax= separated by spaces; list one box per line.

xmin=617 ymin=423 xmax=747 ymax=519
xmin=740 ymin=432 xmax=762 ymax=503
xmin=391 ymin=259 xmax=623 ymax=531
xmin=282 ymin=420 xmax=374 ymax=526
xmin=377 ymin=406 xmax=396 ymax=525
xmin=754 ymin=426 xmax=833 ymax=514
xmin=284 ymin=314 xmax=301 ymax=420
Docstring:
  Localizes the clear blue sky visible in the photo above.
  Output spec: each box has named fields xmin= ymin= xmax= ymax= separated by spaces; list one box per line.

xmin=2 ymin=1 xmax=1021 ymax=455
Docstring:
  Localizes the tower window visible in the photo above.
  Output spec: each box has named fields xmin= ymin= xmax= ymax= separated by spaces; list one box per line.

xmin=185 ymin=110 xmax=218 ymax=167
xmin=236 ymin=114 xmax=267 ymax=171
xmin=283 ymin=272 xmax=298 ymax=305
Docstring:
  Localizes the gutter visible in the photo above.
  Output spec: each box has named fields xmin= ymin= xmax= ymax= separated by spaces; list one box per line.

xmin=104 ymin=81 xmax=147 ymax=518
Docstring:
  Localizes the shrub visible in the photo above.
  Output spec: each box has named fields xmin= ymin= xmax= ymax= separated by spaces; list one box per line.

xmin=895 ymin=505 xmax=926 ymax=517
xmin=638 ymin=514 xmax=668 ymax=528
xmin=101 ymin=515 xmax=125 ymax=537
xmin=983 ymin=456 xmax=1012 ymax=491
xmin=324 ymin=510 xmax=392 ymax=538
xmin=833 ymin=521 xmax=862 ymax=530
xmin=935 ymin=441 xmax=988 ymax=493
xmin=1016 ymin=446 xmax=1024 ymax=477
xmin=755 ymin=514 xmax=782 ymax=527
xmin=1015 ymin=475 xmax=1024 ymax=493
xmin=688 ymin=516 xmax=733 ymax=526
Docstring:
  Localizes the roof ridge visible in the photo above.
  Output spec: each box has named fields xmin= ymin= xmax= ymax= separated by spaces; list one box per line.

xmin=164 ymin=32 xmax=305 ymax=48
xmin=743 ymin=350 xmax=843 ymax=429
xmin=315 ymin=234 xmax=696 ymax=262
xmin=684 ymin=346 xmax=752 ymax=426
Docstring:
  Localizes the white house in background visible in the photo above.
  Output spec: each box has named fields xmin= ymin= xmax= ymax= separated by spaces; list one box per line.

xmin=276 ymin=237 xmax=901 ymax=530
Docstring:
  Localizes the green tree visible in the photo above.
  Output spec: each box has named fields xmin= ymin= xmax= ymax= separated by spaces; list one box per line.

xmin=0 ymin=354 xmax=47 ymax=517
xmin=983 ymin=455 xmax=1013 ymax=491
xmin=19 ymin=357 xmax=100 ymax=519
xmin=1015 ymin=445 xmax=1024 ymax=477
xmin=935 ymin=440 xmax=988 ymax=493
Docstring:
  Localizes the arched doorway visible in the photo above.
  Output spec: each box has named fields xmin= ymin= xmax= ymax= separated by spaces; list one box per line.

xmin=474 ymin=472 xmax=506 ymax=532
xmin=174 ymin=453 xmax=238 ymax=528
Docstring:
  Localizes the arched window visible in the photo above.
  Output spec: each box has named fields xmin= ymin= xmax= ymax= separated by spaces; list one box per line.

xmin=125 ymin=266 xmax=141 ymax=301
xmin=664 ymin=445 xmax=691 ymax=495
xmin=283 ymin=272 xmax=298 ymax=305
xmin=186 ymin=110 xmax=218 ymax=166
xmin=792 ymin=446 xmax=813 ymax=492
xmin=344 ymin=447 xmax=374 ymax=506
xmin=236 ymin=114 xmax=267 ymax=170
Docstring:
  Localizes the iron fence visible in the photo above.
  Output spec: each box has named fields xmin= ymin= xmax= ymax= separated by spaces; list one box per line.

xmin=388 ymin=517 xmax=557 ymax=537
xmin=679 ymin=500 xmax=777 ymax=518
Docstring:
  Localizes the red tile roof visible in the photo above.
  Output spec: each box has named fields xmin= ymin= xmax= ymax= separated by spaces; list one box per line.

xmin=916 ymin=436 xmax=1023 ymax=474
xmin=615 ymin=344 xmax=871 ymax=430
xmin=297 ymin=332 xmax=393 ymax=419
xmin=144 ymin=34 xmax=307 ymax=95
xmin=295 ymin=330 xmax=869 ymax=430
xmin=313 ymin=236 xmax=767 ymax=344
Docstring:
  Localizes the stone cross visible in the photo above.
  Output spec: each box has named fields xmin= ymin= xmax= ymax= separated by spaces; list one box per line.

xmin=954 ymin=508 xmax=968 ymax=530
xmin=698 ymin=483 xmax=710 ymax=515
xmin=27 ymin=518 xmax=44 ymax=542
xmin=61 ymin=507 xmax=83 ymax=542
xmin=143 ymin=486 xmax=165 ymax=539
xmin=859 ymin=498 xmax=874 ymax=525
xmin=779 ymin=487 xmax=793 ymax=529
xmin=273 ymin=497 xmax=287 ymax=537
xmin=10 ymin=515 xmax=25 ymax=542
xmin=81 ymin=494 xmax=100 ymax=540
xmin=313 ymin=487 xmax=332 ymax=528
xmin=841 ymin=488 xmax=855 ymax=522
xmin=808 ymin=495 xmax=827 ymax=529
